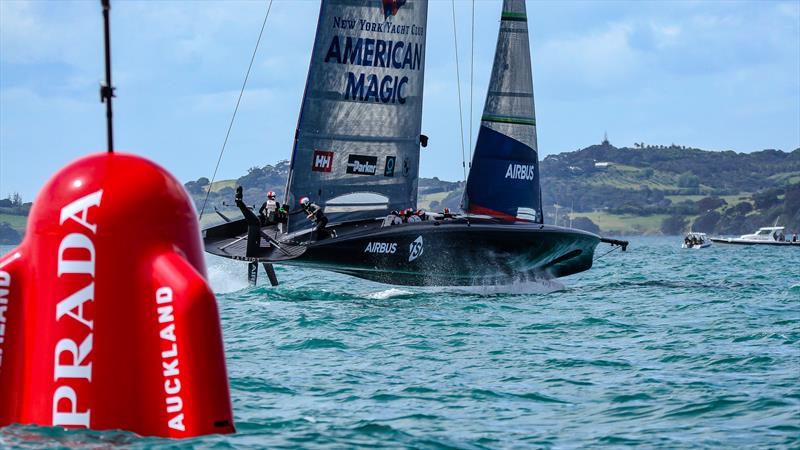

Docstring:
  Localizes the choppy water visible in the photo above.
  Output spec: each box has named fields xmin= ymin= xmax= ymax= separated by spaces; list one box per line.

xmin=2 ymin=237 xmax=799 ymax=448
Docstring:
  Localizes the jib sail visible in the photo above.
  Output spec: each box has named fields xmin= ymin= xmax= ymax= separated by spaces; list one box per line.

xmin=463 ymin=0 xmax=542 ymax=223
xmin=285 ymin=0 xmax=428 ymax=232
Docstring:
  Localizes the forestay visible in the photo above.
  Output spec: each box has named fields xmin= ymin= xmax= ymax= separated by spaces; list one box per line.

xmin=285 ymin=0 xmax=428 ymax=232
xmin=463 ymin=0 xmax=543 ymax=223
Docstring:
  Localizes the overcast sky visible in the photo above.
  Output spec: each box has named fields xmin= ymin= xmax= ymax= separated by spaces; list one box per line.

xmin=1 ymin=0 xmax=798 ymax=201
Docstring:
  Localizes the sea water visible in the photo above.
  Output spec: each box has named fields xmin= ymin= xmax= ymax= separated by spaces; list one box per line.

xmin=1 ymin=237 xmax=798 ymax=448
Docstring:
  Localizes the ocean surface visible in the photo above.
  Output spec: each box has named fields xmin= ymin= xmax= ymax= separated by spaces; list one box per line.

xmin=1 ymin=236 xmax=798 ymax=449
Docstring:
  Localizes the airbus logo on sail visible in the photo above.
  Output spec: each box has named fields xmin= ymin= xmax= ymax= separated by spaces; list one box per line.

xmin=505 ymin=163 xmax=536 ymax=181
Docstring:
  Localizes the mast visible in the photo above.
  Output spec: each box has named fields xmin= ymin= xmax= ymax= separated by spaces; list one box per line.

xmin=284 ymin=0 xmax=429 ymax=232
xmin=462 ymin=0 xmax=542 ymax=223
xmin=100 ymin=0 xmax=115 ymax=153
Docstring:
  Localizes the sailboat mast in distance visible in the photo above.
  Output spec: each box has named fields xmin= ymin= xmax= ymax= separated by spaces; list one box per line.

xmin=285 ymin=0 xmax=429 ymax=232
xmin=463 ymin=0 xmax=542 ymax=223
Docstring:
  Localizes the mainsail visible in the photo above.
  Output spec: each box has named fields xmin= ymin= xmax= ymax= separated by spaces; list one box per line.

xmin=285 ymin=0 xmax=428 ymax=232
xmin=462 ymin=0 xmax=542 ymax=223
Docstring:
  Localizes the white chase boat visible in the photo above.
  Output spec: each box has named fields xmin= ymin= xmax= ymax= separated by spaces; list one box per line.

xmin=682 ymin=232 xmax=711 ymax=249
xmin=710 ymin=226 xmax=800 ymax=246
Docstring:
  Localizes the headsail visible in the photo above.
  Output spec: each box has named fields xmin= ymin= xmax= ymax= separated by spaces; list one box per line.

xmin=285 ymin=0 xmax=428 ymax=232
xmin=462 ymin=0 xmax=542 ymax=223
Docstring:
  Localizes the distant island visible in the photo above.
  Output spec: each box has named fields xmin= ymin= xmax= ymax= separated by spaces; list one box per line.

xmin=2 ymin=141 xmax=798 ymax=244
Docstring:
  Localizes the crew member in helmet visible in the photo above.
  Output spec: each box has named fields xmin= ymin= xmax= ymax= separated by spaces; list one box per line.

xmin=259 ymin=191 xmax=282 ymax=225
xmin=300 ymin=197 xmax=332 ymax=239
xmin=442 ymin=207 xmax=455 ymax=219
xmin=416 ymin=209 xmax=427 ymax=221
xmin=382 ymin=210 xmax=402 ymax=227
xmin=407 ymin=208 xmax=422 ymax=223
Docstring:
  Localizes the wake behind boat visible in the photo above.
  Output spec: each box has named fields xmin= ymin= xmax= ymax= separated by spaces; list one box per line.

xmin=203 ymin=0 xmax=627 ymax=286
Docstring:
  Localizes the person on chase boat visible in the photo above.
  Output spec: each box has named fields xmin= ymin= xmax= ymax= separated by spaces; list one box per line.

xmin=300 ymin=197 xmax=331 ymax=240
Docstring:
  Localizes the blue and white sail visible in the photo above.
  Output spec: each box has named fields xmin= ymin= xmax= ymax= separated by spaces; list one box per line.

xmin=285 ymin=0 xmax=428 ymax=232
xmin=462 ymin=0 xmax=542 ymax=223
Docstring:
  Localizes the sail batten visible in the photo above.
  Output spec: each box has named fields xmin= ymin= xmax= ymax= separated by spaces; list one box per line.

xmin=285 ymin=0 xmax=428 ymax=232
xmin=463 ymin=0 xmax=542 ymax=223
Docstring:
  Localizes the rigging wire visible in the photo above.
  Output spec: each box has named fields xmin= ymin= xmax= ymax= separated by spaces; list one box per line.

xmin=468 ymin=0 xmax=475 ymax=167
xmin=594 ymin=244 xmax=623 ymax=262
xmin=199 ymin=0 xmax=273 ymax=220
xmin=451 ymin=0 xmax=467 ymax=182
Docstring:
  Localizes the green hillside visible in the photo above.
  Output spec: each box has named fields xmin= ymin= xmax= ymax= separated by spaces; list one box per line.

xmin=3 ymin=143 xmax=798 ymax=244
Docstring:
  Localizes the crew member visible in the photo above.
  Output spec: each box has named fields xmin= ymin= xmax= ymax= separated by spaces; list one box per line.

xmin=407 ymin=209 xmax=422 ymax=223
xmin=793 ymin=232 xmax=798 ymax=243
xmin=416 ymin=209 xmax=428 ymax=221
xmin=258 ymin=191 xmax=281 ymax=225
xmin=300 ymin=197 xmax=331 ymax=239
xmin=442 ymin=207 xmax=455 ymax=219
xmin=383 ymin=210 xmax=402 ymax=227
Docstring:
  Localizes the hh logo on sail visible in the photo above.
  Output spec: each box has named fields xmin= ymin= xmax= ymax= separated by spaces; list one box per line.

xmin=312 ymin=150 xmax=334 ymax=172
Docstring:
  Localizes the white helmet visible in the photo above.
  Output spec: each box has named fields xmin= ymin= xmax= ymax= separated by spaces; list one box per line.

xmin=299 ymin=197 xmax=310 ymax=206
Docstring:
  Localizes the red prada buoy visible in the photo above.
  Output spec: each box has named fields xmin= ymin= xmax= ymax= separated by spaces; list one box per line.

xmin=0 ymin=152 xmax=235 ymax=437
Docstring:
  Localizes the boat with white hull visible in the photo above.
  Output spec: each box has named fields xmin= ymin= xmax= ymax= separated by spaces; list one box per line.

xmin=682 ymin=232 xmax=711 ymax=249
xmin=711 ymin=226 xmax=799 ymax=246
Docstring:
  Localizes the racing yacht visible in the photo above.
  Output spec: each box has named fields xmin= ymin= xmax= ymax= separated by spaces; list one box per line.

xmin=203 ymin=0 xmax=627 ymax=286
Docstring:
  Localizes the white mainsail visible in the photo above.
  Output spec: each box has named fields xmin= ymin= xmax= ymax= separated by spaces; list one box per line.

xmin=285 ymin=0 xmax=428 ymax=231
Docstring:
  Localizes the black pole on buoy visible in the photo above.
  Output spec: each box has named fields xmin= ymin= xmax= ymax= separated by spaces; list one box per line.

xmin=100 ymin=0 xmax=115 ymax=153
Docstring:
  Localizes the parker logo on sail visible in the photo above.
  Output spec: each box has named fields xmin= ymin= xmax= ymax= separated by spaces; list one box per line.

xmin=382 ymin=0 xmax=407 ymax=17
xmin=408 ymin=236 xmax=423 ymax=262
xmin=505 ymin=163 xmax=536 ymax=181
xmin=346 ymin=155 xmax=377 ymax=175
xmin=364 ymin=242 xmax=397 ymax=254
xmin=312 ymin=150 xmax=334 ymax=173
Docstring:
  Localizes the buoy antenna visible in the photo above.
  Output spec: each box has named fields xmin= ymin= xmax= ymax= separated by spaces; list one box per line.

xmin=100 ymin=0 xmax=115 ymax=153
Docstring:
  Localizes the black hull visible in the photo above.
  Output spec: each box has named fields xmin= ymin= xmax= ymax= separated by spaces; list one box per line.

xmin=204 ymin=218 xmax=600 ymax=286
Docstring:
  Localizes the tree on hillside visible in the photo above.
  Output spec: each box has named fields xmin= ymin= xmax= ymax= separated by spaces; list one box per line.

xmin=0 ymin=222 xmax=22 ymax=245
xmin=753 ymin=190 xmax=780 ymax=210
xmin=661 ymin=215 xmax=688 ymax=235
xmin=571 ymin=217 xmax=600 ymax=234
xmin=693 ymin=211 xmax=721 ymax=232
xmin=677 ymin=172 xmax=700 ymax=188
xmin=696 ymin=196 xmax=727 ymax=213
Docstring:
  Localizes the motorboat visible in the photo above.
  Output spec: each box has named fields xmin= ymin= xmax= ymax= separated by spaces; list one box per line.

xmin=710 ymin=226 xmax=800 ymax=246
xmin=682 ymin=232 xmax=711 ymax=249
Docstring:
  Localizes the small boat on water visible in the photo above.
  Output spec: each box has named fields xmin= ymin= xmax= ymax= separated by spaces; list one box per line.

xmin=710 ymin=226 xmax=800 ymax=246
xmin=682 ymin=232 xmax=711 ymax=249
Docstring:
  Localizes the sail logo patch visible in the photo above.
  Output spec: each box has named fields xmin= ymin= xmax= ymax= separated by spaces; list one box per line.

xmin=364 ymin=242 xmax=397 ymax=254
xmin=408 ymin=236 xmax=423 ymax=262
xmin=346 ymin=155 xmax=377 ymax=175
xmin=384 ymin=156 xmax=396 ymax=177
xmin=312 ymin=150 xmax=334 ymax=172
xmin=505 ymin=163 xmax=536 ymax=181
